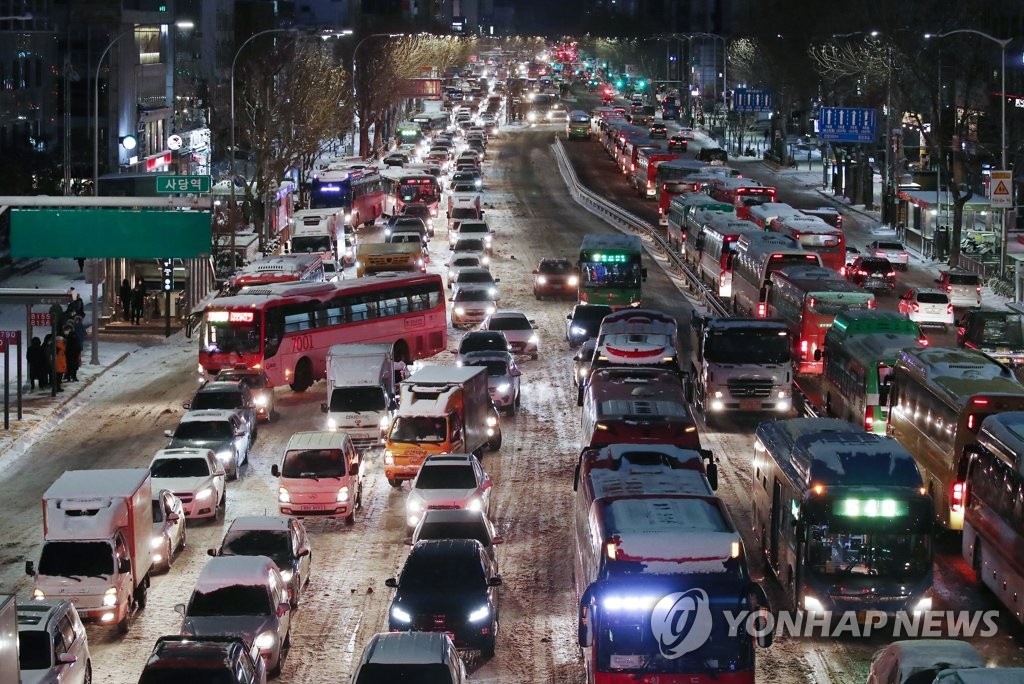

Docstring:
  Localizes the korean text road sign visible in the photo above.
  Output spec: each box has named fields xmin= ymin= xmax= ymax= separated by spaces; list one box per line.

xmin=990 ymin=170 xmax=1013 ymax=209
xmin=733 ymin=89 xmax=773 ymax=113
xmin=818 ymin=107 xmax=877 ymax=143
xmin=156 ymin=175 xmax=211 ymax=194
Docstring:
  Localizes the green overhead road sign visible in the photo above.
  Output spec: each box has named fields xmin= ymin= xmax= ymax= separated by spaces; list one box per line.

xmin=11 ymin=209 xmax=211 ymax=258
xmin=156 ymin=175 xmax=212 ymax=194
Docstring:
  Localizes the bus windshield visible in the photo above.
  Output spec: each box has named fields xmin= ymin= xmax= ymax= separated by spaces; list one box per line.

xmin=205 ymin=316 xmax=262 ymax=355
xmin=706 ymin=329 xmax=790 ymax=365
xmin=581 ymin=262 xmax=642 ymax=289
xmin=808 ymin=295 xmax=873 ymax=317
xmin=400 ymin=179 xmax=439 ymax=203
xmin=311 ymin=180 xmax=351 ymax=209
xmin=292 ymin=235 xmax=333 ymax=253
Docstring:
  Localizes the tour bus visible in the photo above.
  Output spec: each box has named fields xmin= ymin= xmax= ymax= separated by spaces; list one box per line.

xmin=380 ymin=168 xmax=442 ymax=218
xmin=410 ymin=110 xmax=451 ymax=135
xmin=567 ymin=110 xmax=591 ymax=140
xmin=581 ymin=367 xmax=700 ymax=451
xmin=766 ymin=265 xmax=876 ymax=374
xmin=619 ymin=137 xmax=665 ymax=176
xmin=225 ymin=253 xmax=325 ymax=296
xmin=198 ymin=273 xmax=447 ymax=391
xmin=732 ymin=240 xmax=821 ymax=318
xmin=590 ymin=308 xmax=684 ymax=377
xmin=395 ymin=121 xmax=425 ymax=146
xmin=752 ymin=418 xmax=934 ymax=615
xmin=815 ymin=310 xmax=925 ymax=433
xmin=602 ymin=122 xmax=646 ymax=158
xmin=768 ymin=215 xmax=846 ymax=272
xmin=287 ymin=209 xmax=341 ymax=258
xmin=572 ymin=443 xmax=718 ymax=494
xmin=657 ymin=171 xmax=733 ymax=225
xmin=309 ymin=166 xmax=385 ymax=227
xmin=665 ymin=193 xmax=734 ymax=252
xmin=573 ymin=448 xmax=769 ymax=683
xmin=707 ymin=178 xmax=778 ymax=220
xmin=746 ymin=202 xmax=806 ymax=231
xmin=697 ymin=221 xmax=764 ymax=298
xmin=632 ymin=148 xmax=681 ymax=198
xmin=887 ymin=347 xmax=1024 ymax=529
xmin=682 ymin=210 xmax=757 ymax=276
xmin=962 ymin=412 xmax=1024 ymax=624
xmin=578 ymin=234 xmax=646 ymax=309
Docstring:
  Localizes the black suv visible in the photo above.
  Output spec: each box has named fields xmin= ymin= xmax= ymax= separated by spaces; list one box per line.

xmin=137 ymin=635 xmax=266 ymax=683
xmin=184 ymin=380 xmax=258 ymax=442
xmin=957 ymin=309 xmax=1024 ymax=366
xmin=214 ymin=367 xmax=274 ymax=422
xmin=385 ymin=539 xmax=502 ymax=656
xmin=565 ymin=304 xmax=613 ymax=347
xmin=697 ymin=147 xmax=728 ymax=162
xmin=845 ymin=256 xmax=896 ymax=294
xmin=456 ymin=331 xmax=510 ymax=358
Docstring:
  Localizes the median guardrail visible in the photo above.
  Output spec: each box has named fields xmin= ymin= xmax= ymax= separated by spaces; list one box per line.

xmin=551 ymin=137 xmax=729 ymax=317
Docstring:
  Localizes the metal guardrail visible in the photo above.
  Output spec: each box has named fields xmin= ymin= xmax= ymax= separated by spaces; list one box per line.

xmin=551 ymin=137 xmax=729 ymax=317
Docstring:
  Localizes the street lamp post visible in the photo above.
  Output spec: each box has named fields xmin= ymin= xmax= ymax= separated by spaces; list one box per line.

xmin=351 ymin=33 xmax=403 ymax=159
xmin=93 ymin=26 xmax=148 ymax=195
xmin=926 ymin=30 xmax=1012 ymax=270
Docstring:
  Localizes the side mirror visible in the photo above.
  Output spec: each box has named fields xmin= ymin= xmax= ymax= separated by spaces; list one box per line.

xmin=167 ymin=512 xmax=181 ymax=523
xmin=532 ymin=269 xmax=539 ymax=275
xmin=271 ymin=464 xmax=280 ymax=477
xmin=57 ymin=652 xmax=78 ymax=665
xmin=182 ymin=402 xmax=191 ymax=410
xmin=578 ymin=586 xmax=595 ymax=647
xmin=277 ymin=602 xmax=291 ymax=618
xmin=492 ymin=534 xmax=504 ymax=545
xmin=25 ymin=560 xmax=34 ymax=576
xmin=813 ymin=349 xmax=822 ymax=362
xmin=320 ymin=403 xmax=328 ymax=413
xmin=207 ymin=548 xmax=218 ymax=557
xmin=174 ymin=603 xmax=186 ymax=616
xmin=384 ymin=577 xmax=399 ymax=588
xmin=163 ymin=429 xmax=175 ymax=438
xmin=493 ymin=278 xmax=500 ymax=283
xmin=487 ymin=576 xmax=503 ymax=587
xmin=573 ymin=459 xmax=582 ymax=492
xmin=234 ymin=430 xmax=246 ymax=438
xmin=402 ymin=536 xmax=414 ymax=546
xmin=299 ymin=548 xmax=311 ymax=557
xmin=566 ymin=314 xmax=572 ymax=320
xmin=118 ymin=558 xmax=131 ymax=574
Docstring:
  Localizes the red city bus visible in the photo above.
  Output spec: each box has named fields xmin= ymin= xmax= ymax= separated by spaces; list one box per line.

xmin=618 ymin=136 xmax=664 ymax=175
xmin=655 ymin=161 xmax=737 ymax=224
xmin=799 ymin=207 xmax=843 ymax=231
xmin=768 ymin=215 xmax=846 ymax=272
xmin=746 ymin=202 xmax=805 ymax=231
xmin=707 ymin=178 xmax=778 ymax=219
xmin=632 ymin=148 xmax=681 ymax=198
xmin=199 ymin=273 xmax=447 ymax=391
xmin=381 ymin=170 xmax=442 ymax=218
xmin=767 ymin=265 xmax=875 ymax=374
xmin=581 ymin=367 xmax=700 ymax=451
xmin=310 ymin=166 xmax=385 ymax=227
xmin=225 ymin=253 xmax=325 ymax=296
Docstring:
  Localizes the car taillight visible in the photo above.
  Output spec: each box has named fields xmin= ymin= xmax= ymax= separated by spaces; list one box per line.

xmin=858 ymin=269 xmax=868 ymax=276
xmin=887 ymin=271 xmax=896 ymax=277
xmin=947 ymin=304 xmax=954 ymax=314
xmin=800 ymin=340 xmax=808 ymax=356
xmin=864 ymin=407 xmax=874 ymax=431
xmin=919 ymin=334 xmax=929 ymax=346
xmin=951 ymin=481 xmax=965 ymax=513
xmin=945 ymin=284 xmax=952 ymax=292
xmin=757 ymin=303 xmax=766 ymax=317
xmin=647 ymin=180 xmax=653 ymax=189
xmin=912 ymin=303 xmax=920 ymax=313
xmin=976 ymin=286 xmax=982 ymax=294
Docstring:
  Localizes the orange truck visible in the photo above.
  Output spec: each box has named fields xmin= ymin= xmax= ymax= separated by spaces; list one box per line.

xmin=383 ymin=365 xmax=499 ymax=487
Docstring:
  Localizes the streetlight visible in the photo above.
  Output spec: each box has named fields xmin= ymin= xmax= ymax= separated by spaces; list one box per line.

xmin=926 ymin=30 xmax=1012 ymax=269
xmin=93 ymin=24 xmax=165 ymax=195
xmin=351 ymin=33 xmax=403 ymax=158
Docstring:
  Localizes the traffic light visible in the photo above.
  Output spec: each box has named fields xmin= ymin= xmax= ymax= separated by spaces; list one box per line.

xmin=636 ymin=79 xmax=646 ymax=89
xmin=161 ymin=259 xmax=173 ymax=292
xmin=615 ymin=79 xmax=624 ymax=89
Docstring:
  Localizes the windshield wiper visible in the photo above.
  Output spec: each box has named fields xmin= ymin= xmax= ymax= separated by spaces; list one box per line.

xmin=299 ymin=472 xmax=320 ymax=481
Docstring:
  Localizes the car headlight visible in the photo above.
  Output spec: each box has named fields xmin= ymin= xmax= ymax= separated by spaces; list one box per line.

xmin=454 ymin=306 xmax=466 ymax=316
xmin=254 ymin=631 xmax=276 ymax=651
xmin=355 ymin=260 xmax=362 ymax=269
xmin=103 ymin=587 xmax=118 ymax=606
xmin=279 ymin=569 xmax=294 ymax=583
xmin=481 ymin=256 xmax=490 ymax=266
xmin=487 ymin=415 xmax=498 ymax=427
xmin=391 ymin=606 xmax=412 ymax=624
xmin=384 ymin=450 xmax=394 ymax=465
xmin=468 ymin=605 xmax=490 ymax=622
xmin=337 ymin=486 xmax=349 ymax=503
xmin=579 ymin=367 xmax=589 ymax=378
xmin=803 ymin=595 xmax=824 ymax=613
xmin=379 ymin=415 xmax=390 ymax=428
xmin=528 ymin=335 xmax=539 ymax=345
xmin=151 ymin=536 xmax=164 ymax=549
xmin=195 ymin=487 xmax=214 ymax=501
xmin=496 ymin=383 xmax=510 ymax=393
xmin=488 ymin=287 xmax=497 ymax=297
xmin=327 ymin=417 xmax=338 ymax=430
xmin=215 ymin=450 xmax=232 ymax=462
xmin=278 ymin=487 xmax=291 ymax=503
xmin=536 ymin=275 xmax=547 ymax=285
xmin=31 ymin=588 xmax=44 ymax=600
xmin=475 ymin=180 xmax=482 ymax=188
xmin=449 ymin=269 xmax=456 ymax=277
xmin=571 ymin=326 xmax=587 ymax=335
xmin=253 ymin=395 xmax=268 ymax=407
xmin=485 ymin=306 xmax=496 ymax=315
xmin=467 ymin=497 xmax=483 ymax=512
xmin=913 ymin=597 xmax=933 ymax=613
xmin=568 ymin=275 xmax=579 ymax=287
xmin=408 ymin=498 xmax=424 ymax=513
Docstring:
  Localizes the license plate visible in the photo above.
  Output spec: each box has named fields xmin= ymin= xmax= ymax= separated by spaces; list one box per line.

xmin=740 ymin=399 xmax=761 ymax=411
xmin=298 ymin=504 xmax=333 ymax=511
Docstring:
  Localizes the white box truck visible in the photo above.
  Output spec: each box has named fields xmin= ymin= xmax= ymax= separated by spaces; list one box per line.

xmin=320 ymin=343 xmax=399 ymax=451
xmin=26 ymin=469 xmax=153 ymax=635
xmin=0 ymin=595 xmax=18 ymax=683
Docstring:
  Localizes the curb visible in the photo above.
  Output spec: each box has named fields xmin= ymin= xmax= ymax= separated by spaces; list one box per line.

xmin=0 ymin=351 xmax=132 ymax=463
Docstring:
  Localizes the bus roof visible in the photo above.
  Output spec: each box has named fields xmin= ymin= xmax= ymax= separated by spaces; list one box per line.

xmin=979 ymin=412 xmax=1024 ymax=473
xmin=212 ymin=272 xmax=442 ymax=309
xmin=748 ymin=202 xmax=805 ymax=224
xmin=598 ymin=308 xmax=677 ymax=335
xmin=710 ymin=177 xmax=768 ymax=191
xmin=669 ymin=193 xmax=733 ymax=212
xmin=586 ymin=468 xmax=713 ymax=499
xmin=774 ymin=215 xmax=838 ymax=234
xmin=579 ymin=233 xmax=642 ymax=253
xmin=581 ymin=444 xmax=708 ymax=472
xmin=755 ymin=418 xmax=923 ymax=490
xmin=771 ymin=265 xmax=854 ymax=290
xmin=234 ymin=253 xmax=321 ymax=277
xmin=829 ymin=310 xmax=922 ymax=340
xmin=833 ymin=331 xmax=926 ymax=365
xmin=897 ymin=347 xmax=1022 ymax=399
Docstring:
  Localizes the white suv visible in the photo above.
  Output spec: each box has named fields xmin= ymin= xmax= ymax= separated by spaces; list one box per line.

xmin=149 ymin=447 xmax=226 ymax=520
xmin=16 ymin=598 xmax=92 ymax=684
xmin=405 ymin=453 xmax=493 ymax=528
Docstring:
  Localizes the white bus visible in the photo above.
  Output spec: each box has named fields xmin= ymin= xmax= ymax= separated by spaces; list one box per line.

xmin=731 ymin=240 xmax=820 ymax=318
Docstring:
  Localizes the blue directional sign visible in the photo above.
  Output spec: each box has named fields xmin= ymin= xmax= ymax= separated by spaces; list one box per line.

xmin=733 ymin=89 xmax=773 ymax=113
xmin=818 ymin=107 xmax=877 ymax=143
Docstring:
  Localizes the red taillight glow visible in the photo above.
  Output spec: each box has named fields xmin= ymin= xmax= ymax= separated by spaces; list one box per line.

xmin=951 ymin=481 xmax=965 ymax=513
xmin=947 ymin=304 xmax=954 ymax=314
xmin=919 ymin=335 xmax=929 ymax=346
xmin=800 ymin=340 xmax=809 ymax=355
xmin=967 ymin=414 xmax=977 ymax=430
xmin=972 ymin=398 xmax=989 ymax=406
xmin=864 ymin=408 xmax=874 ymax=431
xmin=757 ymin=303 xmax=766 ymax=317
xmin=912 ymin=304 xmax=920 ymax=313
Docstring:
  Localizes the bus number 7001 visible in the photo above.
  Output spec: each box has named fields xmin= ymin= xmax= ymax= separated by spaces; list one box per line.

xmin=291 ymin=334 xmax=313 ymax=352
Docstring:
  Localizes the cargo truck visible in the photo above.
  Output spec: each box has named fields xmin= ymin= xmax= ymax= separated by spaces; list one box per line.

xmin=320 ymin=343 xmax=400 ymax=450
xmin=384 ymin=365 xmax=499 ymax=487
xmin=26 ymin=469 xmax=153 ymax=635
xmin=355 ymin=242 xmax=423 ymax=277
xmin=0 ymin=595 xmax=17 ymax=683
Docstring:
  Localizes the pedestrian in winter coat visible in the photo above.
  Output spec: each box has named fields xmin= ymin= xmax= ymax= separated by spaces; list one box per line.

xmin=53 ymin=337 xmax=66 ymax=392
xmin=64 ymin=327 xmax=81 ymax=382
xmin=131 ymin=283 xmax=146 ymax=325
xmin=26 ymin=337 xmax=45 ymax=389
xmin=66 ymin=288 xmax=85 ymax=320
xmin=119 ymin=279 xmax=132 ymax=322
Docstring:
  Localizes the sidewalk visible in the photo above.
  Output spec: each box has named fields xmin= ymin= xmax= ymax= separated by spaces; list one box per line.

xmin=0 ymin=257 xmax=155 ymax=459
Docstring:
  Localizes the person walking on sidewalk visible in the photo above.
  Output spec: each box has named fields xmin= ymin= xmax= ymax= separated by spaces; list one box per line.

xmin=66 ymin=288 xmax=85 ymax=320
xmin=131 ymin=282 xmax=146 ymax=325
xmin=53 ymin=336 xmax=66 ymax=393
xmin=119 ymin=278 xmax=131 ymax=322
xmin=27 ymin=337 xmax=45 ymax=390
xmin=64 ymin=326 xmax=81 ymax=382
xmin=76 ymin=257 xmax=85 ymax=273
